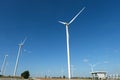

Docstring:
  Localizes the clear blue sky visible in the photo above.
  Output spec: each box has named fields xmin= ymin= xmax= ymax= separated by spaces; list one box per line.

xmin=0 ymin=0 xmax=120 ymax=77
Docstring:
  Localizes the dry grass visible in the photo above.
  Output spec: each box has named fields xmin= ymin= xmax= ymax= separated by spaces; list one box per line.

xmin=35 ymin=78 xmax=92 ymax=80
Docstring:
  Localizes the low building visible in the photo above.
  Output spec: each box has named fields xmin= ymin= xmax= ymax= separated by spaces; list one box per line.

xmin=91 ymin=71 xmax=107 ymax=80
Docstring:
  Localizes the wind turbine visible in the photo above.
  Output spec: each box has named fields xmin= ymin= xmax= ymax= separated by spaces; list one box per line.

xmin=13 ymin=38 xmax=27 ymax=76
xmin=89 ymin=64 xmax=96 ymax=73
xmin=61 ymin=66 xmax=65 ymax=77
xmin=71 ymin=65 xmax=76 ymax=78
xmin=59 ymin=7 xmax=85 ymax=79
xmin=3 ymin=62 xmax=8 ymax=75
xmin=89 ymin=62 xmax=100 ymax=73
xmin=1 ymin=54 xmax=8 ymax=75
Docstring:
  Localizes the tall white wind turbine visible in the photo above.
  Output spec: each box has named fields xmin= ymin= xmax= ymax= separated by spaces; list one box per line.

xmin=59 ymin=7 xmax=85 ymax=79
xmin=13 ymin=38 xmax=27 ymax=76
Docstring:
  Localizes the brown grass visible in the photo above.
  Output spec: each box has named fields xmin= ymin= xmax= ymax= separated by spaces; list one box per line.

xmin=35 ymin=78 xmax=92 ymax=80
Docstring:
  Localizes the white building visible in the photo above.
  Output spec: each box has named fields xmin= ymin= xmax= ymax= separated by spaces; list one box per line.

xmin=91 ymin=71 xmax=107 ymax=80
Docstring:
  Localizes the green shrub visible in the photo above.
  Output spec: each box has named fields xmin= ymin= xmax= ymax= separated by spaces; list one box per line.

xmin=21 ymin=70 xmax=30 ymax=79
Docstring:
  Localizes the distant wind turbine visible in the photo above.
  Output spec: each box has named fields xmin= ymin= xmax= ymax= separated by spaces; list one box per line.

xmin=1 ymin=54 xmax=8 ymax=75
xmin=13 ymin=37 xmax=27 ymax=76
xmin=59 ymin=7 xmax=85 ymax=79
xmin=71 ymin=65 xmax=76 ymax=78
xmin=3 ymin=62 xmax=8 ymax=75
xmin=89 ymin=64 xmax=96 ymax=73
xmin=61 ymin=66 xmax=65 ymax=77
xmin=89 ymin=63 xmax=100 ymax=73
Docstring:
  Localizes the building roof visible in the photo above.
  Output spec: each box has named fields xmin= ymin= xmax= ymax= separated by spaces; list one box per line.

xmin=91 ymin=71 xmax=107 ymax=74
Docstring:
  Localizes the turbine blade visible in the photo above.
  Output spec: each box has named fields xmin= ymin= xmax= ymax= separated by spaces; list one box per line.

xmin=68 ymin=7 xmax=85 ymax=25
xmin=58 ymin=21 xmax=66 ymax=25
xmin=89 ymin=64 xmax=92 ymax=67
xmin=21 ymin=37 xmax=27 ymax=45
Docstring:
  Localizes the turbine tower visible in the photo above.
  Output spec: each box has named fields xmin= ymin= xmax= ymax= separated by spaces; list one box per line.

xmin=59 ymin=7 xmax=85 ymax=79
xmin=1 ymin=54 xmax=8 ymax=75
xmin=3 ymin=62 xmax=8 ymax=75
xmin=13 ymin=38 xmax=26 ymax=76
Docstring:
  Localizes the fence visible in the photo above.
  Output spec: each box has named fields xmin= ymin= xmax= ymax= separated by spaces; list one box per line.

xmin=107 ymin=74 xmax=120 ymax=80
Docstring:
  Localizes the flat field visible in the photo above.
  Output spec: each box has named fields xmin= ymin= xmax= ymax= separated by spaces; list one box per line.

xmin=35 ymin=78 xmax=92 ymax=80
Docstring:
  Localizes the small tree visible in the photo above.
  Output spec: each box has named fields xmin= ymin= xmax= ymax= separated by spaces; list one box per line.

xmin=63 ymin=75 xmax=66 ymax=79
xmin=21 ymin=70 xmax=30 ymax=79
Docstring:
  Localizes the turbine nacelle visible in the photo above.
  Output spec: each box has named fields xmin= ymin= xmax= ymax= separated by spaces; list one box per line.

xmin=5 ymin=55 xmax=8 ymax=57
xmin=19 ymin=37 xmax=27 ymax=46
